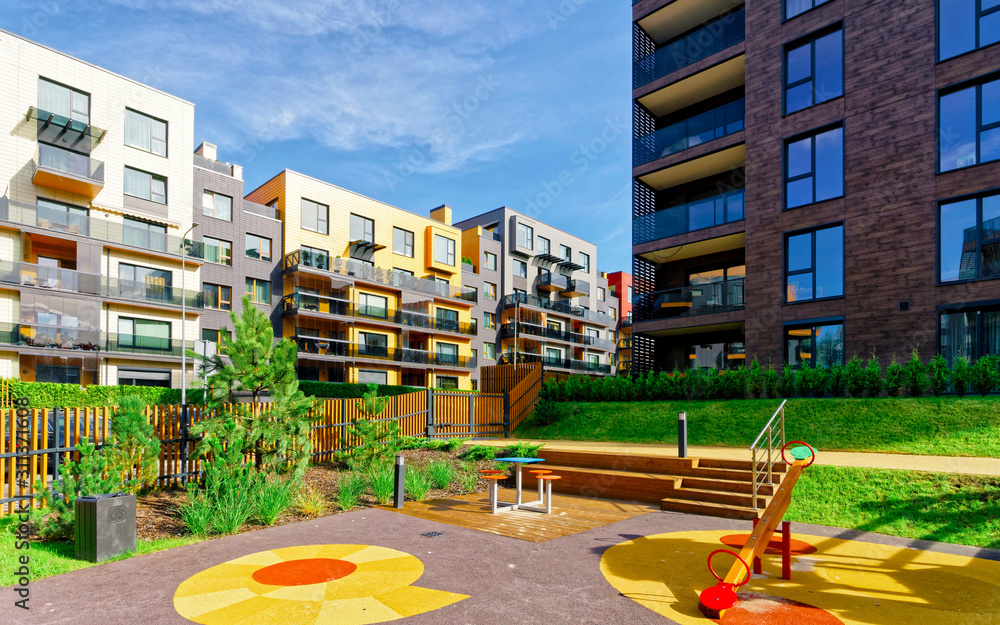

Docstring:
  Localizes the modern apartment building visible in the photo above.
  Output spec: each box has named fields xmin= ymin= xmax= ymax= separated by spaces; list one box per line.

xmin=0 ymin=30 xmax=202 ymax=387
xmin=245 ymin=172 xmax=479 ymax=390
xmin=631 ymin=0 xmax=1000 ymax=372
xmin=454 ymin=208 xmax=619 ymax=378
xmin=607 ymin=271 xmax=633 ymax=375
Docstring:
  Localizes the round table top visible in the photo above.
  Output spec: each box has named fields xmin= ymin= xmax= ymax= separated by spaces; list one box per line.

xmin=494 ymin=457 xmax=545 ymax=464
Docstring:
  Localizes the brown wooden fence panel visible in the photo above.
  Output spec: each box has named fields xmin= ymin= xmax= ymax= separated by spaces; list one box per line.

xmin=508 ymin=364 xmax=543 ymax=432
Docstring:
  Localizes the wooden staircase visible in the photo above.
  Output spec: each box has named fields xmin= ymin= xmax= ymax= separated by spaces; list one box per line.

xmin=522 ymin=449 xmax=787 ymax=520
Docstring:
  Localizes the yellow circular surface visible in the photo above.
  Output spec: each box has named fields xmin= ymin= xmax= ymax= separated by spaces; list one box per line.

xmin=174 ymin=544 xmax=467 ymax=625
xmin=600 ymin=530 xmax=1000 ymax=625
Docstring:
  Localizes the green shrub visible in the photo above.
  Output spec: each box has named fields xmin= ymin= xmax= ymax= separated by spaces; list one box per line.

xmin=904 ymin=349 xmax=928 ymax=397
xmin=404 ymin=468 xmax=432 ymax=501
xmin=722 ymin=366 xmax=747 ymax=400
xmin=105 ymin=395 xmax=160 ymax=494
xmin=337 ymin=385 xmax=401 ymax=470
xmin=952 ymin=356 xmax=971 ymax=397
xmin=795 ymin=364 xmax=816 ymax=397
xmin=747 ymin=359 xmax=764 ymax=399
xmin=763 ymin=363 xmax=779 ymax=399
xmin=810 ymin=367 xmax=829 ymax=398
xmin=254 ymin=474 xmax=298 ymax=526
xmin=188 ymin=439 xmax=260 ymax=535
xmin=8 ymin=380 xmax=186 ymax=409
xmin=336 ymin=472 xmax=368 ymax=511
xmin=970 ymin=355 xmax=999 ymax=397
xmin=457 ymin=470 xmax=479 ymax=493
xmin=34 ymin=440 xmax=120 ymax=540
xmin=294 ymin=486 xmax=327 ymax=518
xmin=927 ymin=354 xmax=951 ymax=397
xmin=862 ymin=354 xmax=884 ymax=398
xmin=298 ymin=381 xmax=421 ymax=399
xmin=777 ymin=364 xmax=796 ymax=397
xmin=368 ymin=465 xmax=395 ymax=505
xmin=426 ymin=460 xmax=456 ymax=489
xmin=845 ymin=355 xmax=865 ymax=398
xmin=828 ymin=365 xmax=847 ymax=398
xmin=884 ymin=357 xmax=904 ymax=398
xmin=179 ymin=485 xmax=214 ymax=535
xmin=460 ymin=445 xmax=498 ymax=461
xmin=496 ymin=442 xmax=543 ymax=458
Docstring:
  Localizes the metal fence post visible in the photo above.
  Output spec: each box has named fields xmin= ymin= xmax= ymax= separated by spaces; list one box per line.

xmin=180 ymin=404 xmax=189 ymax=481
xmin=426 ymin=390 xmax=435 ymax=438
xmin=502 ymin=391 xmax=510 ymax=438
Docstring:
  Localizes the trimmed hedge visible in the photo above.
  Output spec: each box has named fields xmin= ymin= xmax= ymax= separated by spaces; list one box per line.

xmin=298 ymin=381 xmax=422 ymax=399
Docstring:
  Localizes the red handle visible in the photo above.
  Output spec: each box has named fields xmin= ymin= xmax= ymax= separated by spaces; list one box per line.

xmin=707 ymin=549 xmax=751 ymax=587
xmin=781 ymin=440 xmax=817 ymax=467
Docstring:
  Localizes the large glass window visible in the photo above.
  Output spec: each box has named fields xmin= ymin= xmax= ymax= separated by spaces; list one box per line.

xmin=579 ymin=252 xmax=591 ymax=273
xmin=939 ymin=76 xmax=1000 ymax=172
xmin=203 ymin=284 xmax=232 ymax=310
xmin=358 ymin=293 xmax=389 ymax=319
xmin=301 ymin=245 xmax=328 ymax=270
xmin=436 ymin=375 xmax=459 ymax=390
xmin=941 ymin=308 xmax=1000 ymax=366
xmin=785 ymin=0 xmax=832 ymax=20
xmin=37 ymin=363 xmax=81 ymax=384
xmin=436 ymin=342 xmax=459 ymax=365
xmin=484 ymin=252 xmax=497 ymax=271
xmin=559 ymin=244 xmax=572 ymax=261
xmin=124 ymin=167 xmax=167 ymax=204
xmin=513 ymin=259 xmax=527 ymax=278
xmin=484 ymin=282 xmax=497 ymax=300
xmin=436 ymin=308 xmax=459 ymax=332
xmin=203 ymin=191 xmax=233 ymax=221
xmin=785 ymin=224 xmax=844 ymax=302
xmin=393 ymin=227 xmax=414 ymax=257
xmin=785 ymin=28 xmax=843 ymax=114
xmin=125 ymin=109 xmax=167 ymax=156
xmin=537 ymin=236 xmax=551 ymax=255
xmin=301 ymin=199 xmax=328 ymax=234
xmin=123 ymin=217 xmax=167 ymax=251
xmin=484 ymin=312 xmax=496 ymax=330
xmin=484 ymin=342 xmax=496 ymax=360
xmin=785 ymin=321 xmax=845 ymax=368
xmin=785 ymin=125 xmax=843 ymax=208
xmin=358 ymin=332 xmax=389 ymax=358
xmin=517 ymin=223 xmax=534 ymax=249
xmin=119 ymin=263 xmax=171 ymax=300
xmin=434 ymin=234 xmax=455 ymax=266
xmin=204 ymin=236 xmax=232 ymax=266
xmin=38 ymin=78 xmax=89 ymax=124
xmin=939 ymin=191 xmax=1000 ymax=282
xmin=246 ymin=234 xmax=272 ymax=261
xmin=939 ymin=0 xmax=1000 ymax=61
xmin=36 ymin=199 xmax=88 ymax=234
xmin=118 ymin=317 xmax=171 ymax=351
xmin=350 ymin=214 xmax=374 ymax=242
xmin=245 ymin=278 xmax=271 ymax=304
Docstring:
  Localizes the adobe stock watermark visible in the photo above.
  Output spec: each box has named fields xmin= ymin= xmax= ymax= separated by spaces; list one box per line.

xmin=546 ymin=0 xmax=599 ymax=30
xmin=523 ymin=115 xmax=628 ymax=218
xmin=19 ymin=0 xmax=72 ymax=38
xmin=12 ymin=396 xmax=32 ymax=611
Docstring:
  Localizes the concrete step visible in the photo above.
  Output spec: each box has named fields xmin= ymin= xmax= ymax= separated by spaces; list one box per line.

xmin=660 ymin=497 xmax=762 ymax=520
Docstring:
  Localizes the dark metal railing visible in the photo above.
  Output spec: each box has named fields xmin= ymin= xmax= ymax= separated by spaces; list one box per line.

xmin=500 ymin=351 xmax=612 ymax=375
xmin=633 ymin=8 xmax=745 ymax=88
xmin=641 ymin=278 xmax=745 ymax=319
xmin=500 ymin=322 xmax=616 ymax=350
xmin=633 ymin=99 xmax=744 ymax=167
xmin=295 ymin=334 xmax=476 ymax=368
xmin=283 ymin=294 xmax=477 ymax=336
xmin=0 ymin=322 xmax=195 ymax=356
xmin=633 ymin=189 xmax=745 ymax=244
xmin=501 ymin=293 xmax=615 ymax=326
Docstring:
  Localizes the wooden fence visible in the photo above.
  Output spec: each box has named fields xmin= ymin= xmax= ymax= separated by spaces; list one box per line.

xmin=0 ymin=364 xmax=542 ymax=516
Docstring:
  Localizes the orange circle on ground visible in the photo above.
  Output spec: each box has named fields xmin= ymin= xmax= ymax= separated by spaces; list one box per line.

xmin=715 ymin=592 xmax=844 ymax=625
xmin=720 ymin=534 xmax=818 ymax=555
xmin=251 ymin=558 xmax=357 ymax=586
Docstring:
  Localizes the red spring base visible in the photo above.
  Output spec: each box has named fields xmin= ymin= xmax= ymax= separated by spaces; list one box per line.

xmin=699 ymin=583 xmax=738 ymax=619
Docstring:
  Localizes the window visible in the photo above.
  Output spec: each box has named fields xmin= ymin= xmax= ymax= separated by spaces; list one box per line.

xmin=436 ymin=342 xmax=459 ymax=365
xmin=358 ymin=332 xmax=389 ymax=358
xmin=437 ymin=308 xmax=459 ymax=332
xmin=610 ymin=306 xmax=617 ymax=319
xmin=119 ymin=263 xmax=171 ymax=301
xmin=785 ymin=125 xmax=844 ymax=208
xmin=125 ymin=109 xmax=167 ymax=156
xmin=484 ymin=282 xmax=497 ymax=300
xmin=436 ymin=375 xmax=459 ymax=390
xmin=358 ymin=292 xmax=389 ymax=319
xmin=785 ymin=0 xmax=832 ymax=20
xmin=123 ymin=217 xmax=167 ymax=251
xmin=204 ymin=236 xmax=232 ymax=266
xmin=513 ymin=259 xmax=527 ymax=278
xmin=37 ymin=364 xmax=81 ymax=384
xmin=785 ymin=28 xmax=843 ymax=114
xmin=434 ymin=234 xmax=455 ymax=265
xmin=545 ymin=347 xmax=562 ymax=361
xmin=203 ymin=191 xmax=233 ymax=221
xmin=939 ymin=191 xmax=1000 ymax=282
xmin=940 ymin=307 xmax=1000 ymax=366
xmin=586 ymin=354 xmax=600 ymax=366
xmin=358 ymin=369 xmax=388 ymax=385
xmin=203 ymin=284 xmax=232 ymax=310
xmin=245 ymin=234 xmax=272 ymax=261
xmin=301 ymin=199 xmax=329 ymax=234
xmin=118 ymin=317 xmax=171 ymax=351
xmin=559 ymin=244 xmax=571 ymax=261
xmin=394 ymin=267 xmax=414 ymax=276
xmin=598 ymin=287 xmax=606 ymax=301
xmin=579 ymin=252 xmax=590 ymax=273
xmin=785 ymin=224 xmax=844 ymax=302
xmin=201 ymin=328 xmax=231 ymax=353
xmin=471 ymin=348 xmax=478 ymax=362
xmin=245 ymin=278 xmax=271 ymax=304
xmin=628 ymin=286 xmax=633 ymax=304
xmin=38 ymin=78 xmax=89 ymax=123
xmin=124 ymin=167 xmax=167 ymax=204
xmin=785 ymin=321 xmax=844 ymax=368
xmin=940 ymin=0 xmax=1000 ymax=61
xmin=393 ymin=227 xmax=414 ymax=257
xmin=939 ymin=76 xmax=1000 ymax=172
xmin=484 ymin=342 xmax=496 ymax=360
xmin=514 ymin=288 xmax=527 ymax=299
xmin=350 ymin=214 xmax=374 ymax=242
xmin=36 ymin=199 xmax=89 ymax=235
xmin=517 ymin=223 xmax=534 ymax=249
xmin=485 ymin=252 xmax=497 ymax=271
xmin=301 ymin=245 xmax=329 ymax=270
xmin=537 ymin=236 xmax=551 ymax=255
xmin=484 ymin=312 xmax=496 ymax=330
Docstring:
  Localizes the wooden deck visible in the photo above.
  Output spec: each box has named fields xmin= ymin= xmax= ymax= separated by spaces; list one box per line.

xmin=383 ymin=489 xmax=655 ymax=542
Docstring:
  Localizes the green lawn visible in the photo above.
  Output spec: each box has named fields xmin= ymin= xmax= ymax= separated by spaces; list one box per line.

xmin=787 ymin=466 xmax=1000 ymax=549
xmin=519 ymin=397 xmax=1000 ymax=456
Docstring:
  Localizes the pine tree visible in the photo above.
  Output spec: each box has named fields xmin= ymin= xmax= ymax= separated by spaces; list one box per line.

xmin=105 ymin=394 xmax=161 ymax=493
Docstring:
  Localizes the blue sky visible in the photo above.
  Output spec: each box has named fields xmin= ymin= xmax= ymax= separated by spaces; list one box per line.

xmin=6 ymin=0 xmax=633 ymax=274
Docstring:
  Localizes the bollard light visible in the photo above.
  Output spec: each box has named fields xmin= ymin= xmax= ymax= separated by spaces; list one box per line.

xmin=678 ymin=412 xmax=688 ymax=458
xmin=394 ymin=454 xmax=406 ymax=508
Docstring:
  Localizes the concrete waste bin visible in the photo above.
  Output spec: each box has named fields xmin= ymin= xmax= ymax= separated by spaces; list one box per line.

xmin=75 ymin=493 xmax=137 ymax=563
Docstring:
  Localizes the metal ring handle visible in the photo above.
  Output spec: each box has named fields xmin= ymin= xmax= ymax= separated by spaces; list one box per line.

xmin=781 ymin=440 xmax=817 ymax=467
xmin=707 ymin=549 xmax=751 ymax=587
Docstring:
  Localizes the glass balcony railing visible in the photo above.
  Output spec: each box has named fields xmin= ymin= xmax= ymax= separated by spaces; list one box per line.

xmin=501 ymin=322 xmax=616 ymax=350
xmin=284 ymin=251 xmax=477 ymax=303
xmin=634 ymin=99 xmax=745 ymax=167
xmin=37 ymin=144 xmax=104 ymax=185
xmin=536 ymin=273 xmax=569 ymax=291
xmin=500 ymin=351 xmax=612 ymax=375
xmin=0 ymin=198 xmax=204 ymax=259
xmin=633 ymin=189 xmax=745 ymax=244
xmin=564 ymin=279 xmax=590 ymax=297
xmin=502 ymin=293 xmax=615 ymax=326
xmin=641 ymin=278 xmax=745 ymax=320
xmin=633 ymin=8 xmax=745 ymax=88
xmin=0 ymin=323 xmax=195 ymax=356
xmin=282 ymin=294 xmax=477 ymax=336
xmin=294 ymin=334 xmax=476 ymax=369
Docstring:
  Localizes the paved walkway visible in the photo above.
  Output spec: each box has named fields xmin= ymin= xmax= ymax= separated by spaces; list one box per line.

xmin=472 ymin=439 xmax=1000 ymax=477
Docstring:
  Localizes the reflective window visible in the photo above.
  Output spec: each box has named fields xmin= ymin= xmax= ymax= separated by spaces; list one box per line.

xmin=537 ymin=236 xmax=551 ymax=255
xmin=785 ymin=322 xmax=844 ymax=368
xmin=484 ymin=282 xmax=497 ymax=300
xmin=358 ymin=292 xmax=388 ymax=319
xmin=434 ymin=234 xmax=455 ymax=266
xmin=513 ymin=259 xmax=527 ymax=278
xmin=785 ymin=28 xmax=843 ymax=114
xmin=203 ymin=191 xmax=232 ymax=221
xmin=350 ymin=214 xmax=374 ymax=242
xmin=245 ymin=277 xmax=271 ymax=304
xmin=204 ymin=236 xmax=232 ymax=266
xmin=940 ymin=308 xmax=1000 ymax=366
xmin=939 ymin=77 xmax=1000 ymax=172
xmin=580 ymin=252 xmax=591 ymax=273
xmin=301 ymin=199 xmax=328 ymax=234
xmin=785 ymin=126 xmax=844 ymax=208
xmin=393 ymin=227 xmax=414 ymax=257
xmin=517 ymin=223 xmax=534 ymax=250
xmin=785 ymin=224 xmax=843 ymax=302
xmin=119 ymin=317 xmax=171 ymax=351
xmin=125 ymin=109 xmax=167 ymax=156
xmin=38 ymin=78 xmax=89 ymax=124
xmin=203 ymin=284 xmax=232 ymax=310
xmin=124 ymin=167 xmax=166 ymax=204
xmin=301 ymin=245 xmax=328 ymax=270
xmin=559 ymin=244 xmax=572 ymax=261
xmin=485 ymin=252 xmax=497 ymax=271
xmin=785 ymin=0 xmax=832 ymax=20
xmin=939 ymin=0 xmax=1000 ymax=61
xmin=123 ymin=217 xmax=167 ymax=251
xmin=245 ymin=234 xmax=272 ymax=261
xmin=939 ymin=191 xmax=1000 ymax=282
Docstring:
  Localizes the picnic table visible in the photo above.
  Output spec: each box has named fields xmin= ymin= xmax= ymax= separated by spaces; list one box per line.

xmin=493 ymin=457 xmax=546 ymax=512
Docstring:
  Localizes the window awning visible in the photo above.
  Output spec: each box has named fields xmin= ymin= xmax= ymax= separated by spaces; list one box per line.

xmin=26 ymin=106 xmax=107 ymax=153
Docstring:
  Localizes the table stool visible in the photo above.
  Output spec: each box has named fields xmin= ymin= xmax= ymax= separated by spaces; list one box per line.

xmin=482 ymin=474 xmax=512 ymax=514
xmin=536 ymin=475 xmax=561 ymax=514
xmin=529 ymin=469 xmax=552 ymax=500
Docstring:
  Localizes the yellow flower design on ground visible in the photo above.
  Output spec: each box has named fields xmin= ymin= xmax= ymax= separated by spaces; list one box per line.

xmin=174 ymin=544 xmax=467 ymax=625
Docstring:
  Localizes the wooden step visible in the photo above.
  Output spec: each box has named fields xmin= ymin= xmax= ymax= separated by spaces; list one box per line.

xmin=665 ymin=486 xmax=768 ymax=509
xmin=522 ymin=465 xmax=681 ymax=504
xmin=660 ymin=498 xmax=762 ymax=520
xmin=680 ymin=476 xmax=775 ymax=496
xmin=535 ymin=449 xmax=698 ymax=474
xmin=697 ymin=458 xmax=789 ymax=473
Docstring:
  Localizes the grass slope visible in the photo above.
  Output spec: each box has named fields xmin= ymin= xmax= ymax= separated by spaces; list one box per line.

xmin=519 ymin=397 xmax=1000 ymax=456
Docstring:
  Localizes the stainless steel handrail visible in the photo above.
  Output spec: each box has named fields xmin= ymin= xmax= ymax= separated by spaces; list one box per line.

xmin=750 ymin=399 xmax=786 ymax=510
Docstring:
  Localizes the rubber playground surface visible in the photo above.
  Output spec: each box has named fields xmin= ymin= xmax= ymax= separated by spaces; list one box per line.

xmin=7 ymin=497 xmax=1000 ymax=625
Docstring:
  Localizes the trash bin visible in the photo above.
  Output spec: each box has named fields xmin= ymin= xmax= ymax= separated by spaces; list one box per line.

xmin=75 ymin=493 xmax=137 ymax=563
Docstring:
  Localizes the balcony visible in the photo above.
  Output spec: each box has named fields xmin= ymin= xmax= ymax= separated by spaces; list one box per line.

xmin=244 ymin=201 xmax=279 ymax=220
xmin=633 ymin=189 xmax=745 ymax=245
xmin=2 ymin=323 xmax=193 ymax=357
xmin=33 ymin=144 xmax=105 ymax=198
xmin=634 ymin=99 xmax=744 ymax=168
xmin=645 ymin=278 xmax=745 ymax=319
xmin=282 ymin=293 xmax=477 ymax=336
xmin=536 ymin=273 xmax=569 ymax=292
xmin=501 ymin=351 xmax=612 ymax=375
xmin=26 ymin=106 xmax=107 ymax=154
xmin=0 ymin=198 xmax=204 ymax=259
xmin=500 ymin=322 xmax=616 ymax=351
xmin=295 ymin=334 xmax=475 ymax=369
xmin=502 ymin=293 xmax=615 ymax=326
xmin=562 ymin=279 xmax=590 ymax=298
xmin=283 ymin=251 xmax=477 ymax=304
xmin=633 ymin=8 xmax=745 ymax=89
xmin=619 ymin=337 xmax=633 ymax=350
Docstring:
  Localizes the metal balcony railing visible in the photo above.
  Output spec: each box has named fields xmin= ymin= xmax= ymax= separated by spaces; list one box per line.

xmin=642 ymin=278 xmax=745 ymax=319
xmin=2 ymin=323 xmax=194 ymax=356
xmin=634 ymin=99 xmax=745 ymax=167
xmin=500 ymin=351 xmax=612 ymax=375
xmin=294 ymin=335 xmax=475 ymax=368
xmin=283 ymin=294 xmax=477 ymax=336
xmin=500 ymin=322 xmax=616 ymax=350
xmin=633 ymin=189 xmax=745 ymax=244
xmin=633 ymin=8 xmax=745 ymax=88
xmin=502 ymin=293 xmax=615 ymax=326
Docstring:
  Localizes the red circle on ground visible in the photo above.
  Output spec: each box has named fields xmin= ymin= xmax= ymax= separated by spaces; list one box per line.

xmin=719 ymin=534 xmax=818 ymax=556
xmin=714 ymin=592 xmax=844 ymax=625
xmin=251 ymin=558 xmax=358 ymax=586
